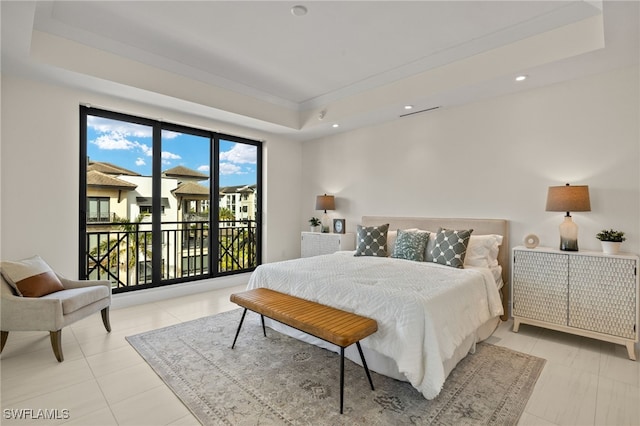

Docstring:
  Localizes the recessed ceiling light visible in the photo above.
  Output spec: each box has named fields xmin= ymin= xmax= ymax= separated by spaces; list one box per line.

xmin=332 ymin=123 xmax=340 ymax=128
xmin=291 ymin=5 xmax=308 ymax=16
xmin=515 ymin=75 xmax=527 ymax=82
xmin=404 ymin=105 xmax=413 ymax=110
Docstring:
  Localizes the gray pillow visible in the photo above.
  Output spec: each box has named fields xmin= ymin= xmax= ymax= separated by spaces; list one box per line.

xmin=354 ymin=224 xmax=389 ymax=257
xmin=430 ymin=228 xmax=473 ymax=268
xmin=391 ymin=229 xmax=429 ymax=261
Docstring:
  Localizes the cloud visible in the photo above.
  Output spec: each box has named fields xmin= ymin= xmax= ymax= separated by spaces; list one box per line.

xmin=161 ymin=151 xmax=181 ymax=160
xmin=161 ymin=130 xmax=180 ymax=139
xmin=91 ymin=131 xmax=153 ymax=157
xmin=219 ymin=162 xmax=246 ymax=175
xmin=93 ymin=132 xmax=137 ymax=150
xmin=139 ymin=144 xmax=152 ymax=156
xmin=197 ymin=165 xmax=210 ymax=172
xmin=220 ymin=143 xmax=256 ymax=164
xmin=135 ymin=157 xmax=146 ymax=166
xmin=88 ymin=116 xmax=151 ymax=138
xmin=88 ymin=116 xmax=180 ymax=139
xmin=160 ymin=151 xmax=182 ymax=165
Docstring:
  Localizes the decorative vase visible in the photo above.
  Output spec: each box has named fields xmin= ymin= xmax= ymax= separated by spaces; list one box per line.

xmin=601 ymin=241 xmax=621 ymax=255
xmin=310 ymin=226 xmax=320 ymax=232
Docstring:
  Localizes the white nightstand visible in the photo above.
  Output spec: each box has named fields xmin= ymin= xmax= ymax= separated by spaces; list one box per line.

xmin=301 ymin=232 xmax=355 ymax=258
xmin=511 ymin=246 xmax=639 ymax=360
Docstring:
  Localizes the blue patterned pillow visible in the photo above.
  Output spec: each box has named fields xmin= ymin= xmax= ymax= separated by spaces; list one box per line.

xmin=354 ymin=224 xmax=389 ymax=257
xmin=391 ymin=229 xmax=429 ymax=261
xmin=430 ymin=228 xmax=473 ymax=268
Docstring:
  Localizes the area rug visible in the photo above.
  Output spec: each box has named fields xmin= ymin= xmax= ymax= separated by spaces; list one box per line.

xmin=126 ymin=309 xmax=545 ymax=425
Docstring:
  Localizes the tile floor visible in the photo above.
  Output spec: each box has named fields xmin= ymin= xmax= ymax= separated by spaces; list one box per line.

xmin=1 ymin=283 xmax=639 ymax=425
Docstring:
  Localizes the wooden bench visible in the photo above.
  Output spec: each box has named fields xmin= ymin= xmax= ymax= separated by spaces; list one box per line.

xmin=230 ymin=287 xmax=378 ymax=414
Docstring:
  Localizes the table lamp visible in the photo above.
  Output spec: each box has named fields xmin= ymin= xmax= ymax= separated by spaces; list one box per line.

xmin=315 ymin=194 xmax=335 ymax=233
xmin=545 ymin=183 xmax=591 ymax=251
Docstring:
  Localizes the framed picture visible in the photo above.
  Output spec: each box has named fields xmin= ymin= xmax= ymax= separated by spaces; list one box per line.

xmin=333 ymin=219 xmax=346 ymax=234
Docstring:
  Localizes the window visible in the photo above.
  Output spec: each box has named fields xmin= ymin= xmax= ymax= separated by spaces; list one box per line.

xmin=87 ymin=197 xmax=110 ymax=222
xmin=137 ymin=197 xmax=168 ymax=215
xmin=182 ymin=254 xmax=208 ymax=275
xmin=80 ymin=107 xmax=262 ymax=293
xmin=139 ymin=205 xmax=163 ymax=215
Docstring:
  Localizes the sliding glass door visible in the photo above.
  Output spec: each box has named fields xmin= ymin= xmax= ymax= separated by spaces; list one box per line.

xmin=80 ymin=107 xmax=261 ymax=292
xmin=218 ymin=139 xmax=259 ymax=273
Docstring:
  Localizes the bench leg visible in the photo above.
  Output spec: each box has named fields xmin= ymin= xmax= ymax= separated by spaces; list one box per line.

xmin=340 ymin=347 xmax=345 ymax=414
xmin=356 ymin=342 xmax=375 ymax=391
xmin=231 ymin=308 xmax=248 ymax=349
xmin=260 ymin=314 xmax=266 ymax=337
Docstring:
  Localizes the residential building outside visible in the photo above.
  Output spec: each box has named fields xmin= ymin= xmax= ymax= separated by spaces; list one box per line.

xmin=85 ymin=161 xmax=259 ymax=291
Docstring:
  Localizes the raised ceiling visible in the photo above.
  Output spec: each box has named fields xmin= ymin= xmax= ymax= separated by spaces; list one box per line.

xmin=2 ymin=1 xmax=638 ymax=141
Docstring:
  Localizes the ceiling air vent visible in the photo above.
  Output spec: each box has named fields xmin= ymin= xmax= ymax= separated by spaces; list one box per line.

xmin=400 ymin=106 xmax=440 ymax=118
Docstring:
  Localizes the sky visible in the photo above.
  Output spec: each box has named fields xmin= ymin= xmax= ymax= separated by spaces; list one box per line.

xmin=87 ymin=115 xmax=257 ymax=187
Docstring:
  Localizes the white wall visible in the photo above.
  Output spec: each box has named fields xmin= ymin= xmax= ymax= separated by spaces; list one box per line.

xmin=2 ymin=65 xmax=638 ymax=283
xmin=0 ymin=75 xmax=303 ymax=279
xmin=301 ymin=66 xmax=640 ymax=255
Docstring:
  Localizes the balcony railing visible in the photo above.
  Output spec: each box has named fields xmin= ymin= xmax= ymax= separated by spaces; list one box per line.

xmin=85 ymin=219 xmax=258 ymax=291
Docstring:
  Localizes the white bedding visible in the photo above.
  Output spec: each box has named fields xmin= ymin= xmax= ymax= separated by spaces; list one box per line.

xmin=247 ymin=251 xmax=504 ymax=399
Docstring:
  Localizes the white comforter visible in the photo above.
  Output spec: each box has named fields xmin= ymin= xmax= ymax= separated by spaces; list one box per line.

xmin=246 ymin=252 xmax=503 ymax=399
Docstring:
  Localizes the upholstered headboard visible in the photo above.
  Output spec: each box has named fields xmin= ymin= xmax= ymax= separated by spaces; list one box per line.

xmin=361 ymin=216 xmax=510 ymax=320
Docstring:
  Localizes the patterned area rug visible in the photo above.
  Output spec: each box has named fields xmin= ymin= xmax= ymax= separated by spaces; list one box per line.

xmin=127 ymin=309 xmax=545 ymax=425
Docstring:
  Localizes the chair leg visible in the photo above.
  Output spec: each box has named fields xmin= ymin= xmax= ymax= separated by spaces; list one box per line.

xmin=101 ymin=307 xmax=111 ymax=332
xmin=49 ymin=330 xmax=63 ymax=362
xmin=1 ymin=331 xmax=8 ymax=353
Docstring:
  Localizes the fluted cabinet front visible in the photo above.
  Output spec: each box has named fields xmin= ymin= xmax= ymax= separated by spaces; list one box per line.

xmin=512 ymin=247 xmax=639 ymax=360
xmin=569 ymin=255 xmax=637 ymax=339
xmin=301 ymin=232 xmax=355 ymax=258
xmin=513 ymin=250 xmax=568 ymax=326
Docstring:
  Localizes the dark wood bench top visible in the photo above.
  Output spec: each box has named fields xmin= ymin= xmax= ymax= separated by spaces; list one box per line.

xmin=230 ymin=288 xmax=377 ymax=348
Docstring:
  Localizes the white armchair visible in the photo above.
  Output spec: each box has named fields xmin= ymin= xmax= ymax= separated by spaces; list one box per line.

xmin=1 ymin=273 xmax=111 ymax=362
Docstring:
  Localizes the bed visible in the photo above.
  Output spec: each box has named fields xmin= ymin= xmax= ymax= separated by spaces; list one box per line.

xmin=246 ymin=216 xmax=509 ymax=399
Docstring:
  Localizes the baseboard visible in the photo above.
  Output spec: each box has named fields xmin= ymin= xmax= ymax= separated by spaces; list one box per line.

xmin=111 ymin=273 xmax=250 ymax=309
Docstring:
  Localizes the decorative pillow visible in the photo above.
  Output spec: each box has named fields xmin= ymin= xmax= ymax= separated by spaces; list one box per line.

xmin=389 ymin=228 xmax=430 ymax=257
xmin=464 ymin=234 xmax=503 ymax=268
xmin=391 ymin=229 xmax=430 ymax=261
xmin=0 ymin=255 xmax=64 ymax=297
xmin=354 ymin=224 xmax=389 ymax=257
xmin=430 ymin=228 xmax=473 ymax=268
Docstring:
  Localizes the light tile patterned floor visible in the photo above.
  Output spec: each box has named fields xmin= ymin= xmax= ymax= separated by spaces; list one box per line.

xmin=1 ymin=283 xmax=638 ymax=425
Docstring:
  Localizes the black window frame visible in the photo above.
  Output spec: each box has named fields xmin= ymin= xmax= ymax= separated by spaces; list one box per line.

xmin=79 ymin=106 xmax=262 ymax=292
xmin=87 ymin=196 xmax=110 ymax=222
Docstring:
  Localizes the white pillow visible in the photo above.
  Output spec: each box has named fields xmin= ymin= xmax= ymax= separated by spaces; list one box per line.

xmin=463 ymin=234 xmax=503 ymax=268
xmin=422 ymin=230 xmax=437 ymax=262
xmin=386 ymin=231 xmax=397 ymax=256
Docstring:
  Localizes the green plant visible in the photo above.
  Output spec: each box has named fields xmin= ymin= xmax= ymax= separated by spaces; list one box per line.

xmin=309 ymin=217 xmax=321 ymax=227
xmin=596 ymin=229 xmax=626 ymax=242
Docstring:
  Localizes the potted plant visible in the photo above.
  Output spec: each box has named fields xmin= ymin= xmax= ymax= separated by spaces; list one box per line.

xmin=596 ymin=229 xmax=626 ymax=255
xmin=309 ymin=217 xmax=321 ymax=232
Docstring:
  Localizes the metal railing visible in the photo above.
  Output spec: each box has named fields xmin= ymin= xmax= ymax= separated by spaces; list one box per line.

xmin=85 ymin=219 xmax=258 ymax=291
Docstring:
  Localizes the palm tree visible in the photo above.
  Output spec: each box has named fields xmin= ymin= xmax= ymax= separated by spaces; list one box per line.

xmin=219 ymin=207 xmax=235 ymax=221
xmin=88 ymin=213 xmax=153 ymax=287
xmin=216 ymin=206 xmax=256 ymax=271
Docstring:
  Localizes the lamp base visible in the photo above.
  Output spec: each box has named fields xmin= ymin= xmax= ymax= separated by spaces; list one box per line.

xmin=321 ymin=212 xmax=331 ymax=233
xmin=560 ymin=238 xmax=579 ymax=251
xmin=559 ymin=215 xmax=579 ymax=251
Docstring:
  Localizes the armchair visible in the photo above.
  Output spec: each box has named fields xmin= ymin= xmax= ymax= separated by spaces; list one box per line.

xmin=1 ymin=271 xmax=111 ymax=362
